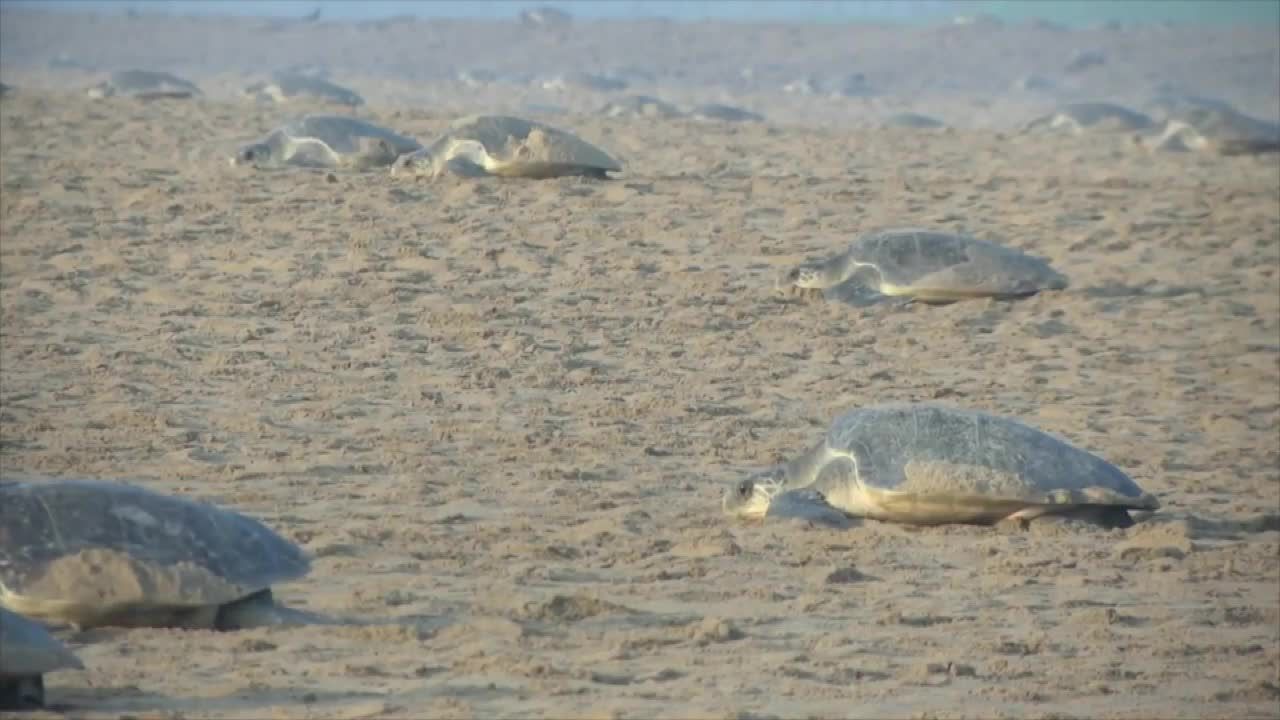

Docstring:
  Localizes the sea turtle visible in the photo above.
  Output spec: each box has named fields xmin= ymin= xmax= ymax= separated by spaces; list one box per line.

xmin=520 ymin=5 xmax=573 ymax=29
xmin=1013 ymin=74 xmax=1055 ymax=92
xmin=1022 ymin=102 xmax=1154 ymax=134
xmin=881 ymin=112 xmax=946 ymax=130
xmin=231 ymin=115 xmax=422 ymax=169
xmin=86 ymin=70 xmax=202 ymax=100
xmin=598 ymin=95 xmax=683 ymax=119
xmin=541 ymin=71 xmax=628 ymax=92
xmin=0 ymin=607 xmax=83 ymax=710
xmin=0 ymin=478 xmax=328 ymax=631
xmin=722 ymin=404 xmax=1160 ymax=529
xmin=688 ymin=103 xmax=765 ymax=123
xmin=1138 ymin=105 xmax=1280 ymax=156
xmin=1143 ymin=93 xmax=1239 ymax=123
xmin=390 ymin=114 xmax=622 ymax=180
xmin=455 ymin=68 xmax=499 ymax=88
xmin=244 ymin=71 xmax=365 ymax=107
xmin=777 ymin=227 xmax=1069 ymax=306
xmin=1064 ymin=49 xmax=1107 ymax=73
xmin=258 ymin=5 xmax=321 ymax=33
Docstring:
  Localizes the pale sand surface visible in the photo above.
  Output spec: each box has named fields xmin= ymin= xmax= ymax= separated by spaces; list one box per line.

xmin=1 ymin=10 xmax=1279 ymax=720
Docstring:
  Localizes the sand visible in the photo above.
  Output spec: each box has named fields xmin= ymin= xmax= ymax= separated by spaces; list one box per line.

xmin=0 ymin=9 xmax=1278 ymax=720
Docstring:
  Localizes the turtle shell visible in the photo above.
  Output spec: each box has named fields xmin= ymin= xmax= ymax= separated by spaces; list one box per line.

xmin=848 ymin=228 xmax=1068 ymax=299
xmin=434 ymin=115 xmax=621 ymax=173
xmin=818 ymin=404 xmax=1151 ymax=505
xmin=0 ymin=607 xmax=82 ymax=677
xmin=0 ymin=479 xmax=310 ymax=625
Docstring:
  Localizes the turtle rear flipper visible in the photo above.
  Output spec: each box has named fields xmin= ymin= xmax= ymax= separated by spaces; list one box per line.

xmin=214 ymin=589 xmax=338 ymax=630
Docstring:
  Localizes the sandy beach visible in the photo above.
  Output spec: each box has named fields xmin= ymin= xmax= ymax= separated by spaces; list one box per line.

xmin=1 ymin=8 xmax=1278 ymax=719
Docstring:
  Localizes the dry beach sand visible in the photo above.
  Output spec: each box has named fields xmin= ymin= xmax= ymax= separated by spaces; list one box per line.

xmin=1 ymin=8 xmax=1278 ymax=720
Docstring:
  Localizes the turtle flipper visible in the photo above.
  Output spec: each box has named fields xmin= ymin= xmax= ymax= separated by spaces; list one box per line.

xmin=284 ymin=137 xmax=343 ymax=168
xmin=766 ymin=489 xmax=856 ymax=529
xmin=214 ymin=589 xmax=338 ymax=630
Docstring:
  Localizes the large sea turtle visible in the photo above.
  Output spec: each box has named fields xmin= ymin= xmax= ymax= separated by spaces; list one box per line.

xmin=86 ymin=70 xmax=202 ymax=100
xmin=0 ymin=607 xmax=83 ymax=710
xmin=0 ymin=478 xmax=328 ymax=630
xmin=1138 ymin=105 xmax=1280 ymax=156
xmin=231 ymin=115 xmax=422 ymax=169
xmin=722 ymin=404 xmax=1159 ymax=529
xmin=777 ymin=227 xmax=1068 ymax=305
xmin=1022 ymin=102 xmax=1154 ymax=134
xmin=390 ymin=115 xmax=622 ymax=180
xmin=243 ymin=71 xmax=365 ymax=107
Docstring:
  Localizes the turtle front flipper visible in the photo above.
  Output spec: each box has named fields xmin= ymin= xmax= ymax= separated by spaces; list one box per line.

xmin=765 ymin=489 xmax=856 ymax=529
xmin=823 ymin=279 xmax=887 ymax=308
xmin=214 ymin=589 xmax=337 ymax=630
xmin=284 ymin=137 xmax=344 ymax=168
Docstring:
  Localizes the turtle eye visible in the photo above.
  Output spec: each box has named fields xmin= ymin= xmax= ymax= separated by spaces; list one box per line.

xmin=242 ymin=149 xmax=255 ymax=161
xmin=737 ymin=480 xmax=753 ymax=498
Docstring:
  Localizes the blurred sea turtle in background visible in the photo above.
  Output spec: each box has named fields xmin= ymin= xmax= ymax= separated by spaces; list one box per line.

xmin=244 ymin=70 xmax=365 ymax=107
xmin=391 ymin=114 xmax=621 ymax=180
xmin=1143 ymin=93 xmax=1239 ymax=122
xmin=541 ymin=71 xmax=629 ymax=93
xmin=258 ymin=5 xmax=322 ymax=32
xmin=1138 ymin=104 xmax=1280 ymax=156
xmin=1013 ymin=74 xmax=1056 ymax=92
xmin=949 ymin=12 xmax=1004 ymax=28
xmin=688 ymin=103 xmax=764 ymax=123
xmin=455 ymin=68 xmax=500 ymax=88
xmin=783 ymin=72 xmax=875 ymax=99
xmin=281 ymin=63 xmax=332 ymax=79
xmin=86 ymin=69 xmax=202 ymax=100
xmin=722 ymin=404 xmax=1159 ymax=529
xmin=777 ymin=227 xmax=1068 ymax=306
xmin=598 ymin=94 xmax=683 ymax=119
xmin=0 ymin=607 xmax=83 ymax=710
xmin=881 ymin=112 xmax=947 ymax=130
xmin=1022 ymin=102 xmax=1154 ymax=134
xmin=1064 ymin=49 xmax=1107 ymax=73
xmin=519 ymin=5 xmax=573 ymax=29
xmin=0 ymin=82 xmax=12 ymax=98
xmin=231 ymin=115 xmax=422 ymax=169
xmin=0 ymin=478 xmax=330 ymax=631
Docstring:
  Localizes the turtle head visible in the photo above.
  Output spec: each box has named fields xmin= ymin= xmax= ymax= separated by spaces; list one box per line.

xmin=780 ymin=263 xmax=828 ymax=290
xmin=350 ymin=137 xmax=399 ymax=170
xmin=389 ymin=148 xmax=434 ymax=178
xmin=85 ymin=81 xmax=115 ymax=99
xmin=243 ymin=81 xmax=285 ymax=104
xmin=721 ymin=467 xmax=787 ymax=520
xmin=391 ymin=140 xmax=493 ymax=179
xmin=230 ymin=141 xmax=272 ymax=167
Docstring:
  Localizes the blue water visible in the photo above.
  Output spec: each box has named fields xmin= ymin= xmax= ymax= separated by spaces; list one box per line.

xmin=5 ymin=0 xmax=1277 ymax=25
